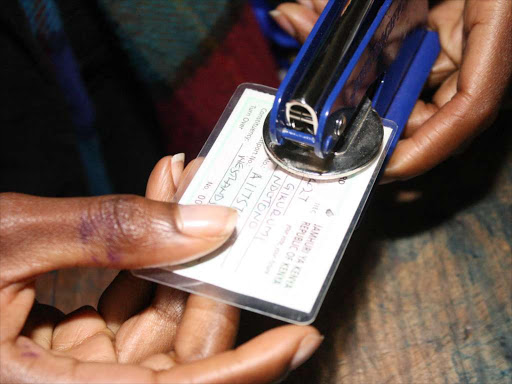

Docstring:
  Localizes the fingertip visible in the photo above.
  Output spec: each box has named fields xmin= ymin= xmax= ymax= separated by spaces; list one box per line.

xmin=254 ymin=324 xmax=323 ymax=370
xmin=275 ymin=3 xmax=318 ymax=42
xmin=146 ymin=156 xmax=175 ymax=201
xmin=297 ymin=0 xmax=314 ymax=10
xmin=141 ymin=204 xmax=238 ymax=268
xmin=378 ymin=174 xmax=396 ymax=185
xmin=243 ymin=324 xmax=323 ymax=376
xmin=384 ymin=140 xmax=427 ymax=182
xmin=177 ymin=205 xmax=238 ymax=240
xmin=383 ymin=147 xmax=408 ymax=182
xmin=312 ymin=0 xmax=328 ymax=14
xmin=160 ymin=324 xmax=322 ymax=383
xmin=150 ymin=156 xmax=173 ymax=178
xmin=290 ymin=332 xmax=324 ymax=371
xmin=269 ymin=9 xmax=296 ymax=38
xmin=171 ymin=153 xmax=185 ymax=190
xmin=178 ymin=158 xmax=204 ymax=191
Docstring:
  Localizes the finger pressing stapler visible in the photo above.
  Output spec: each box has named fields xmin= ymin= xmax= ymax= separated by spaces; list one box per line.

xmin=263 ymin=0 xmax=441 ymax=179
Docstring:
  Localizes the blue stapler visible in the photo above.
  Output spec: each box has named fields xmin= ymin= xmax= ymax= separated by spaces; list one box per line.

xmin=262 ymin=0 xmax=441 ymax=179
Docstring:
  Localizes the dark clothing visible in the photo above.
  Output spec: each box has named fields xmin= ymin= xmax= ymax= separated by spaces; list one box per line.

xmin=2 ymin=0 xmax=163 ymax=196
xmin=1 ymin=0 xmax=279 ymax=196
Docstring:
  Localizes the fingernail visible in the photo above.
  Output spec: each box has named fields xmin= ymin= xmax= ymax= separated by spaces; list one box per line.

xmin=178 ymin=205 xmax=237 ymax=239
xmin=269 ymin=10 xmax=296 ymax=37
xmin=378 ymin=177 xmax=395 ymax=185
xmin=290 ymin=334 xmax=323 ymax=371
xmin=297 ymin=0 xmax=314 ymax=10
xmin=171 ymin=153 xmax=185 ymax=189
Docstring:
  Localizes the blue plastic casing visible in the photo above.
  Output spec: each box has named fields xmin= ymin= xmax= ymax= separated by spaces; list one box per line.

xmin=268 ymin=0 xmax=440 ymax=159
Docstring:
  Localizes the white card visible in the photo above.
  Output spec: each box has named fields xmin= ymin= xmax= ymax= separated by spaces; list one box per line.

xmin=134 ymin=84 xmax=394 ymax=324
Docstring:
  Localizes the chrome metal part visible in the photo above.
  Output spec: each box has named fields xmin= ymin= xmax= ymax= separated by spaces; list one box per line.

xmin=263 ymin=97 xmax=384 ymax=180
xmin=288 ymin=0 xmax=376 ymax=113
xmin=286 ymin=101 xmax=318 ymax=135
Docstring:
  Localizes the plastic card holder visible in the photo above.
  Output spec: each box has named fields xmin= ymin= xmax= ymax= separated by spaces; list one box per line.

xmin=133 ymin=83 xmax=397 ymax=324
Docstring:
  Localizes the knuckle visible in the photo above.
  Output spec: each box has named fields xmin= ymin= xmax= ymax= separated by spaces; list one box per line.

xmin=87 ymin=195 xmax=150 ymax=245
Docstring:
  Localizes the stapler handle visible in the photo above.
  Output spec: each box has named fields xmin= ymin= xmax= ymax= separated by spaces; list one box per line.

xmin=263 ymin=0 xmax=440 ymax=180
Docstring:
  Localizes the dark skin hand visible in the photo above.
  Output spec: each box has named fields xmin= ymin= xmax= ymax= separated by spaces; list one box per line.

xmin=270 ymin=0 xmax=512 ymax=182
xmin=0 ymin=155 xmax=323 ymax=383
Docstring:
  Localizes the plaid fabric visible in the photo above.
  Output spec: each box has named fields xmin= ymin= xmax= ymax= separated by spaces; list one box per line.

xmin=157 ymin=3 xmax=280 ymax=157
xmin=96 ymin=0 xmax=280 ymax=158
xmin=18 ymin=0 xmax=62 ymax=38
xmin=97 ymin=0 xmax=245 ymax=87
xmin=13 ymin=0 xmax=279 ymax=193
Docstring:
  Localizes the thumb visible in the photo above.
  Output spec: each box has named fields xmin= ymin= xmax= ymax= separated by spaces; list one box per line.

xmin=0 ymin=193 xmax=236 ymax=286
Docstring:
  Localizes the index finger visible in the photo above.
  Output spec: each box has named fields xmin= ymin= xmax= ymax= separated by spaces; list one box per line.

xmin=3 ymin=325 xmax=322 ymax=384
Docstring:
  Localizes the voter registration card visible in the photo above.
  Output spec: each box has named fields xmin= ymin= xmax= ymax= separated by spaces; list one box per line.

xmin=134 ymin=84 xmax=396 ymax=324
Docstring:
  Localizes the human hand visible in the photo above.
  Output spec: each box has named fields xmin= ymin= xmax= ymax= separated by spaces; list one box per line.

xmin=0 ymin=155 xmax=322 ymax=383
xmin=270 ymin=0 xmax=512 ymax=182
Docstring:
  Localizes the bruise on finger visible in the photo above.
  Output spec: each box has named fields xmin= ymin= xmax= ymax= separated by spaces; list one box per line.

xmin=15 ymin=336 xmax=46 ymax=359
xmin=76 ymin=195 xmax=183 ymax=268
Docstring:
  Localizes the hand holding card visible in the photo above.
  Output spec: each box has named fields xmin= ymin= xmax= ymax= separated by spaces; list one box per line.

xmin=134 ymin=84 xmax=395 ymax=324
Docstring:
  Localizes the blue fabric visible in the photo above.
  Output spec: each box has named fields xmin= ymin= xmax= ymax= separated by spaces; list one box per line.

xmin=18 ymin=0 xmax=112 ymax=195
xmin=19 ymin=0 xmax=62 ymax=37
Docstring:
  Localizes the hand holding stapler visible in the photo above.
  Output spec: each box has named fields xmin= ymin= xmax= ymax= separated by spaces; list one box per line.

xmin=263 ymin=0 xmax=441 ymax=179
